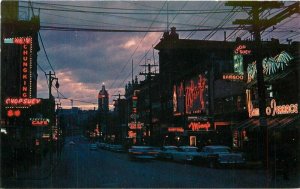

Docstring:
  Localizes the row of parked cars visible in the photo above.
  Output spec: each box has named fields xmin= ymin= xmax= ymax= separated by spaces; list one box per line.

xmin=129 ymin=145 xmax=246 ymax=168
xmin=95 ymin=142 xmax=246 ymax=168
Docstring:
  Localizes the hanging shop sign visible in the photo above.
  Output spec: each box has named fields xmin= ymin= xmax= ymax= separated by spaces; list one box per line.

xmin=246 ymin=90 xmax=298 ymax=118
xmin=30 ymin=118 xmax=50 ymax=126
xmin=188 ymin=122 xmax=211 ymax=131
xmin=168 ymin=127 xmax=184 ymax=133
xmin=5 ymin=97 xmax=41 ymax=106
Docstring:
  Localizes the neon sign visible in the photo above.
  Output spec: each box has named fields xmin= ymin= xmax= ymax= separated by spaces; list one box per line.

xmin=246 ymin=90 xmax=298 ymax=117
xmin=188 ymin=122 xmax=210 ymax=131
xmin=222 ymin=73 xmax=244 ymax=81
xmin=185 ymin=74 xmax=207 ymax=114
xmin=247 ymin=51 xmax=293 ymax=83
xmin=4 ymin=37 xmax=32 ymax=44
xmin=21 ymin=37 xmax=33 ymax=98
xmin=128 ymin=122 xmax=143 ymax=130
xmin=5 ymin=36 xmax=33 ymax=97
xmin=234 ymin=45 xmax=251 ymax=55
xmin=5 ymin=98 xmax=41 ymax=106
xmin=7 ymin=109 xmax=21 ymax=117
xmin=168 ymin=127 xmax=184 ymax=133
xmin=31 ymin=118 xmax=50 ymax=126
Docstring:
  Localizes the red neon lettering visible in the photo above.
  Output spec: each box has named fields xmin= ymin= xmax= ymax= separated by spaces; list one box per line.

xmin=22 ymin=74 xmax=28 ymax=79
xmin=235 ymin=45 xmax=251 ymax=55
xmin=4 ymin=98 xmax=41 ymax=106
xmin=23 ymin=50 xmax=28 ymax=56
xmin=23 ymin=56 xmax=28 ymax=61
xmin=188 ymin=122 xmax=210 ymax=131
xmin=25 ymin=37 xmax=31 ymax=44
xmin=22 ymin=62 xmax=28 ymax=67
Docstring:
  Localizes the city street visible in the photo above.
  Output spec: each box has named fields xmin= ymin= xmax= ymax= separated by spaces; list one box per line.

xmin=2 ymin=136 xmax=298 ymax=188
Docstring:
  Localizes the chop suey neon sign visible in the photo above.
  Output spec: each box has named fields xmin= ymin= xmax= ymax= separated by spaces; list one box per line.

xmin=246 ymin=90 xmax=298 ymax=117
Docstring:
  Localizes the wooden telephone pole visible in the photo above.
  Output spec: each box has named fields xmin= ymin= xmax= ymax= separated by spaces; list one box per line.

xmin=140 ymin=60 xmax=158 ymax=145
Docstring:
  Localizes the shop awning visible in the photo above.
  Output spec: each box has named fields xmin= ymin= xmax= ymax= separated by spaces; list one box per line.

xmin=235 ymin=115 xmax=300 ymax=131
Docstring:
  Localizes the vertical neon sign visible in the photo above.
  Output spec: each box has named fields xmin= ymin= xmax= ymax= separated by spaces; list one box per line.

xmin=21 ymin=37 xmax=33 ymax=98
xmin=4 ymin=37 xmax=33 ymax=98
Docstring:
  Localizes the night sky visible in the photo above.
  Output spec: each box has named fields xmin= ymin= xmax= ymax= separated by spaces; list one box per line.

xmin=18 ymin=1 xmax=299 ymax=109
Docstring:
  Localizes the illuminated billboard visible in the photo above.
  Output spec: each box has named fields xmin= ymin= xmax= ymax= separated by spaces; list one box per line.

xmin=173 ymin=74 xmax=208 ymax=115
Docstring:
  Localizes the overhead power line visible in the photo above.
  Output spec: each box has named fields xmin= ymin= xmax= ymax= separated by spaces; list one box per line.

xmin=40 ymin=25 xmax=246 ymax=32
xmin=20 ymin=4 xmax=247 ymax=15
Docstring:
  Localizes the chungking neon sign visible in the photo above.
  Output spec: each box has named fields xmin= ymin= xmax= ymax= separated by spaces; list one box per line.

xmin=246 ymin=89 xmax=298 ymax=117
xmin=5 ymin=37 xmax=33 ymax=97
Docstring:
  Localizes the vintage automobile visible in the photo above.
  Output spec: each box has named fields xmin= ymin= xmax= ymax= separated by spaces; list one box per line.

xmin=157 ymin=146 xmax=179 ymax=160
xmin=171 ymin=146 xmax=200 ymax=162
xmin=196 ymin=145 xmax=246 ymax=168
xmin=89 ymin=143 xmax=97 ymax=151
xmin=128 ymin=146 xmax=159 ymax=160
xmin=110 ymin=144 xmax=125 ymax=152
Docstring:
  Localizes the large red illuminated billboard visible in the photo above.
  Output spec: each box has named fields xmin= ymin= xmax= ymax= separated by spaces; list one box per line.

xmin=173 ymin=74 xmax=208 ymax=115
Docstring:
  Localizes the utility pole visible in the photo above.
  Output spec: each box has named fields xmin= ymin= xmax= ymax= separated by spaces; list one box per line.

xmin=226 ymin=0 xmax=299 ymax=175
xmin=45 ymin=71 xmax=59 ymax=169
xmin=140 ymin=60 xmax=158 ymax=145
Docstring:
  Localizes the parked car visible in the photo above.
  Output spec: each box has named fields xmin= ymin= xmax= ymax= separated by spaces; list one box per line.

xmin=171 ymin=146 xmax=200 ymax=162
xmin=97 ymin=142 xmax=106 ymax=149
xmin=196 ymin=145 xmax=246 ymax=168
xmin=89 ymin=143 xmax=97 ymax=150
xmin=110 ymin=144 xmax=125 ymax=152
xmin=157 ymin=146 xmax=179 ymax=160
xmin=128 ymin=146 xmax=158 ymax=160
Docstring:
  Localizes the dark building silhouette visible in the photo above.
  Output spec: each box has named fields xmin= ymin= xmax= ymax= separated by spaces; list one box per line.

xmin=98 ymin=84 xmax=109 ymax=113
